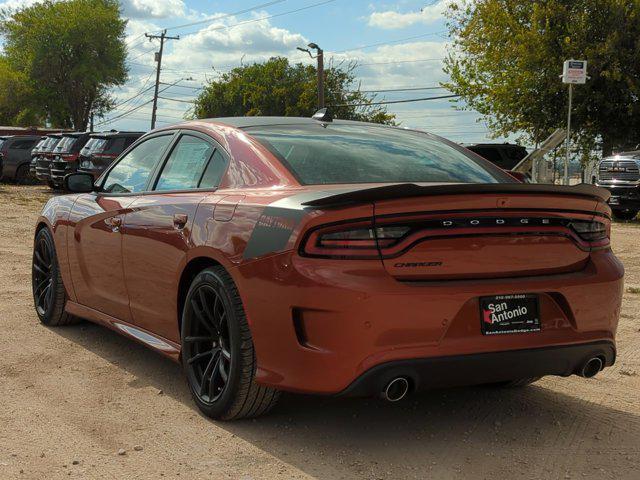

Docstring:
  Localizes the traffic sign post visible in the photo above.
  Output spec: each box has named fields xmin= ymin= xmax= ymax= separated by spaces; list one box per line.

xmin=561 ymin=60 xmax=587 ymax=185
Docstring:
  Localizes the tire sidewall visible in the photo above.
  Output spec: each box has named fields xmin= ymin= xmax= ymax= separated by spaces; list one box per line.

xmin=181 ymin=268 xmax=243 ymax=418
xmin=32 ymin=228 xmax=60 ymax=323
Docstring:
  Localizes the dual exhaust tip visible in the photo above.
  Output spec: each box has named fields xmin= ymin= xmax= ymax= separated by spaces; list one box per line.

xmin=578 ymin=356 xmax=603 ymax=378
xmin=381 ymin=377 xmax=410 ymax=402
xmin=380 ymin=357 xmax=604 ymax=402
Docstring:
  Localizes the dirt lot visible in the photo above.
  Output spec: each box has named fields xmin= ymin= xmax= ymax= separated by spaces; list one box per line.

xmin=0 ymin=184 xmax=639 ymax=480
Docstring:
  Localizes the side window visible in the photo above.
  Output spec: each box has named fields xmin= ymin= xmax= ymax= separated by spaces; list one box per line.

xmin=12 ymin=139 xmax=37 ymax=150
xmin=199 ymin=149 xmax=228 ymax=188
xmin=155 ymin=135 xmax=215 ymax=191
xmin=102 ymin=135 xmax=173 ymax=193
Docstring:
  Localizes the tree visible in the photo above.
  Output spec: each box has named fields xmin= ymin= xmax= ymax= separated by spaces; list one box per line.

xmin=0 ymin=56 xmax=43 ymax=126
xmin=1 ymin=0 xmax=128 ymax=130
xmin=192 ymin=57 xmax=396 ymax=125
xmin=444 ymin=0 xmax=640 ymax=158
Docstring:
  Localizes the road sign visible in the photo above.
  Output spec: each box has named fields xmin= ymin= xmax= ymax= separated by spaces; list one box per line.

xmin=563 ymin=60 xmax=587 ymax=84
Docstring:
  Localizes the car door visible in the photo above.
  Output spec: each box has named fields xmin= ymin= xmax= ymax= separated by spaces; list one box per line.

xmin=122 ymin=131 xmax=229 ymax=342
xmin=68 ymin=132 xmax=176 ymax=321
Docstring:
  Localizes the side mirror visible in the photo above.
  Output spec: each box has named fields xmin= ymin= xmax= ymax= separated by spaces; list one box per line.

xmin=64 ymin=172 xmax=95 ymax=193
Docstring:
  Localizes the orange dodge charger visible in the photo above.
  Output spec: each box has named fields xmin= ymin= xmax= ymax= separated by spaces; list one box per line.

xmin=32 ymin=115 xmax=624 ymax=420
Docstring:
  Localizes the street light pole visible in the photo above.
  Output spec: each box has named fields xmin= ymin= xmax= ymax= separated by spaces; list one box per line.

xmin=297 ymin=42 xmax=324 ymax=109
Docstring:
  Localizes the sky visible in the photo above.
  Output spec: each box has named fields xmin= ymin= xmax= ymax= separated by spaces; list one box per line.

xmin=0 ymin=0 xmax=513 ymax=144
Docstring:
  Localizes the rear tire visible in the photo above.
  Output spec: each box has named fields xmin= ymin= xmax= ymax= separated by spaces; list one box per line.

xmin=181 ymin=266 xmax=280 ymax=420
xmin=15 ymin=164 xmax=31 ymax=184
xmin=32 ymin=228 xmax=79 ymax=326
xmin=612 ymin=209 xmax=638 ymax=221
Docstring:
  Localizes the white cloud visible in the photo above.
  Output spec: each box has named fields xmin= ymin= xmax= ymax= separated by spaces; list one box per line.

xmin=367 ymin=1 xmax=447 ymax=29
xmin=0 ymin=0 xmax=41 ymax=11
xmin=161 ymin=12 xmax=307 ymax=76
xmin=120 ymin=0 xmax=186 ymax=19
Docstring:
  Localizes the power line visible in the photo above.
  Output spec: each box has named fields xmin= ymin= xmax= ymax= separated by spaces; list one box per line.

xmin=158 ymin=96 xmax=196 ymax=104
xmin=164 ymin=0 xmax=288 ymax=32
xmin=357 ymin=86 xmax=447 ymax=93
xmin=330 ymin=94 xmax=460 ymax=108
xmin=178 ymin=0 xmax=340 ymax=38
xmin=331 ymin=31 xmax=447 ymax=54
xmin=96 ymin=99 xmax=154 ymax=127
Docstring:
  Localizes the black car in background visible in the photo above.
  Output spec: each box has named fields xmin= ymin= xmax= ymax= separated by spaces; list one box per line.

xmin=77 ymin=131 xmax=144 ymax=180
xmin=464 ymin=143 xmax=528 ymax=170
xmin=49 ymin=132 xmax=91 ymax=188
xmin=29 ymin=137 xmax=47 ymax=179
xmin=35 ymin=134 xmax=63 ymax=187
xmin=0 ymin=135 xmax=42 ymax=183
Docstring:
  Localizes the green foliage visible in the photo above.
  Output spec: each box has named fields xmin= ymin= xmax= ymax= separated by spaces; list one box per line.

xmin=0 ymin=56 xmax=41 ymax=126
xmin=192 ymin=57 xmax=396 ymax=125
xmin=0 ymin=0 xmax=128 ymax=130
xmin=444 ymin=0 xmax=640 ymax=157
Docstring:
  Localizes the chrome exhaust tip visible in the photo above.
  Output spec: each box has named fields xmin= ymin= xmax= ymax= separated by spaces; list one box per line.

xmin=382 ymin=377 xmax=410 ymax=402
xmin=579 ymin=357 xmax=603 ymax=378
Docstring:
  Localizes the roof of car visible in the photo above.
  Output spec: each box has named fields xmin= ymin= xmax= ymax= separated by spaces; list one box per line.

xmin=1 ymin=134 xmax=42 ymax=140
xmin=61 ymin=131 xmax=90 ymax=138
xmin=606 ymin=151 xmax=640 ymax=158
xmin=203 ymin=116 xmax=373 ymax=129
xmin=90 ymin=130 xmax=145 ymax=139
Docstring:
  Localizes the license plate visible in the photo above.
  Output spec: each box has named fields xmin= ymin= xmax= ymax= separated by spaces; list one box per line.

xmin=480 ymin=294 xmax=540 ymax=335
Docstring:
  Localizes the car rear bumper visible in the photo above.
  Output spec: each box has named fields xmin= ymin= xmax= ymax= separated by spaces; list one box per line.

xmin=236 ymin=249 xmax=624 ymax=394
xmin=339 ymin=341 xmax=615 ymax=397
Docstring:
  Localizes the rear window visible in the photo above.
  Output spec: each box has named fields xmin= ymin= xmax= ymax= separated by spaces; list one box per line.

xmin=81 ymin=138 xmax=107 ymax=155
xmin=56 ymin=136 xmax=78 ymax=153
xmin=247 ymin=124 xmax=506 ymax=185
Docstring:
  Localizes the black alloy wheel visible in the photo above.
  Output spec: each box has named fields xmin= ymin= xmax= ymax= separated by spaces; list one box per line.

xmin=183 ymin=285 xmax=232 ymax=404
xmin=33 ymin=232 xmax=54 ymax=317
xmin=32 ymin=228 xmax=77 ymax=326
xmin=181 ymin=266 xmax=280 ymax=420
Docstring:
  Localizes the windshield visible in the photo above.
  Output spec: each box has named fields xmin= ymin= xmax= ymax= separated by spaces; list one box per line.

xmin=247 ymin=124 xmax=508 ymax=185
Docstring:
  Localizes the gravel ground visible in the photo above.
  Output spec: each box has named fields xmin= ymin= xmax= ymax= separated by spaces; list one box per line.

xmin=1 ymin=184 xmax=639 ymax=480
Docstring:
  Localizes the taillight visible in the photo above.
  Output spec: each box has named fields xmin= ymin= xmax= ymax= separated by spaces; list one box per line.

xmin=302 ymin=222 xmax=410 ymax=258
xmin=302 ymin=215 xmax=610 ymax=259
xmin=568 ymin=220 xmax=609 ymax=243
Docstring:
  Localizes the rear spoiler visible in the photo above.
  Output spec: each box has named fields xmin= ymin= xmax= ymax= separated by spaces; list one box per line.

xmin=301 ymin=183 xmax=610 ymax=208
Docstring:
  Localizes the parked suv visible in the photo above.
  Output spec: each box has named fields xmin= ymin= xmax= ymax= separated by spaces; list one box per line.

xmin=595 ymin=152 xmax=640 ymax=220
xmin=35 ymin=134 xmax=63 ymax=187
xmin=464 ymin=143 xmax=528 ymax=170
xmin=0 ymin=135 xmax=42 ymax=183
xmin=29 ymin=137 xmax=48 ymax=179
xmin=77 ymin=131 xmax=144 ymax=179
xmin=49 ymin=132 xmax=91 ymax=188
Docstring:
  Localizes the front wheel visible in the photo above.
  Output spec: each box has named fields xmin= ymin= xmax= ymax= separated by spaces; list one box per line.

xmin=612 ymin=209 xmax=638 ymax=221
xmin=181 ymin=266 xmax=280 ymax=420
xmin=32 ymin=228 xmax=78 ymax=326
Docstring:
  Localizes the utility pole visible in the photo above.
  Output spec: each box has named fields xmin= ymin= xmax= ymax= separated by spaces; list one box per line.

xmin=145 ymin=29 xmax=179 ymax=130
xmin=297 ymin=42 xmax=325 ymax=109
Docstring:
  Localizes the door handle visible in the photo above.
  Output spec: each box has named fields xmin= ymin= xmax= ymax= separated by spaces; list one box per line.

xmin=106 ymin=216 xmax=122 ymax=232
xmin=173 ymin=213 xmax=188 ymax=229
